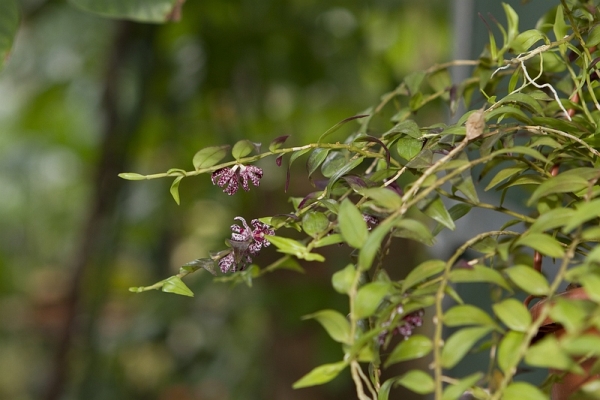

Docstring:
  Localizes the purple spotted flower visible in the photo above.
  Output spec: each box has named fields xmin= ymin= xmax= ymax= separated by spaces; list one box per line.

xmin=218 ymin=217 xmax=275 ymax=273
xmin=211 ymin=164 xmax=263 ymax=195
xmin=239 ymin=165 xmax=263 ymax=191
xmin=378 ymin=306 xmax=425 ymax=345
xmin=362 ymin=214 xmax=380 ymax=231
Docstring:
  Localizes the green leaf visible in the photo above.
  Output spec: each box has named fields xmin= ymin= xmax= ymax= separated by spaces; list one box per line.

xmin=385 ymin=334 xmax=432 ymax=367
xmin=396 ymin=137 xmax=422 ymax=161
xmin=394 ymin=218 xmax=434 ymax=246
xmin=354 ymin=281 xmax=391 ymax=319
xmin=320 ymin=152 xmax=346 ymax=178
xmin=302 ymin=212 xmax=329 ymax=238
xmin=497 ymin=331 xmax=526 ymax=374
xmin=68 ymin=0 xmax=180 ymax=23
xmin=549 ymin=298 xmax=594 ymax=333
xmin=378 ymin=378 xmax=395 ymax=400
xmin=162 ymin=276 xmax=194 ymax=297
xmin=528 ymin=207 xmax=574 ymax=233
xmin=587 ymin=24 xmax=600 ymax=47
xmin=326 ymin=157 xmax=364 ymax=192
xmin=180 ymin=258 xmax=216 ymax=276
xmin=442 ymin=373 xmax=483 ymax=400
xmin=514 ymin=233 xmax=565 ymax=258
xmin=232 ymin=139 xmax=257 ymax=160
xmin=444 ymin=304 xmax=499 ymax=329
xmin=485 ymin=105 xmax=532 ymax=124
xmin=383 ymin=119 xmax=422 ymax=139
xmin=562 ymin=334 xmax=600 ymax=357
xmin=491 ymin=146 xmax=549 ymax=163
xmin=265 ymin=235 xmax=307 ymax=257
xmin=450 ymin=170 xmax=480 ymax=204
xmin=510 ymin=29 xmax=546 ymax=53
xmin=449 ymin=265 xmax=512 ymax=291
xmin=360 ymin=188 xmax=402 ymax=211
xmin=441 ymin=326 xmax=492 ymax=369
xmin=268 ymin=135 xmax=290 ymax=151
xmin=402 ymin=260 xmax=445 ymax=293
xmin=563 ymin=199 xmax=600 ymax=233
xmin=470 ymin=237 xmax=498 ymax=255
xmin=428 ymin=68 xmax=451 ymax=92
xmin=338 ymin=199 xmax=368 ymax=249
xmin=396 ymin=370 xmax=434 ymax=395
xmin=358 ymin=218 xmax=395 ymax=270
xmin=303 ymin=309 xmax=351 ymax=344
xmin=193 ymin=145 xmax=230 ymax=170
xmin=502 ymin=2 xmax=520 ymax=44
xmin=0 ymin=0 xmax=18 ymax=71
xmin=404 ymin=71 xmax=426 ymax=95
xmin=422 ymin=196 xmax=455 ymax=230
xmin=553 ymin=4 xmax=568 ymax=42
xmin=493 ymin=298 xmax=532 ymax=332
xmin=527 ymin=174 xmax=589 ymax=206
xmin=582 ymin=274 xmax=600 ymax=303
xmin=332 ymin=264 xmax=357 ymax=295
xmin=292 ymin=361 xmax=347 ymax=388
xmin=525 ymin=335 xmax=582 ymax=372
xmin=170 ymin=176 xmax=184 ymax=205
xmin=498 ymin=92 xmax=544 ymax=116
xmin=118 ymin=172 xmax=147 ymax=180
xmin=307 ymin=149 xmax=330 ymax=178
xmin=505 ymin=265 xmax=550 ymax=296
xmin=314 ymin=233 xmax=344 ymax=248
xmin=503 ymin=382 xmax=548 ymax=400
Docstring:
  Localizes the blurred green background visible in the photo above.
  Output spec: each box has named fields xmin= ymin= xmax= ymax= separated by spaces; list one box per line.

xmin=0 ymin=1 xmax=550 ymax=399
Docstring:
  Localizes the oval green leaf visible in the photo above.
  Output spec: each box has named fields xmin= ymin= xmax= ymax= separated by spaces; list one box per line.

xmin=119 ymin=172 xmax=147 ymax=180
xmin=292 ymin=361 xmax=347 ymax=389
xmin=504 ymin=265 xmax=550 ymax=296
xmin=449 ymin=265 xmax=512 ymax=291
xmin=162 ymin=276 xmax=194 ymax=297
xmin=232 ymin=139 xmax=257 ymax=160
xmin=402 ymin=260 xmax=445 ymax=293
xmin=493 ymin=298 xmax=532 ymax=332
xmin=332 ymin=264 xmax=357 ymax=295
xmin=525 ymin=335 xmax=580 ymax=372
xmin=396 ymin=370 xmax=434 ymax=395
xmin=170 ymin=176 xmax=184 ymax=205
xmin=338 ymin=199 xmax=368 ymax=249
xmin=503 ymin=382 xmax=548 ymax=400
xmin=422 ymin=196 xmax=455 ymax=230
xmin=303 ymin=309 xmax=351 ymax=344
xmin=441 ymin=326 xmax=492 ymax=369
xmin=302 ymin=212 xmax=329 ymax=238
xmin=514 ymin=233 xmax=565 ymax=258
xmin=193 ymin=145 xmax=229 ymax=170
xmin=385 ymin=334 xmax=432 ymax=367
xmin=354 ymin=281 xmax=391 ymax=319
xmin=444 ymin=304 xmax=499 ymax=329
xmin=497 ymin=330 xmax=526 ymax=374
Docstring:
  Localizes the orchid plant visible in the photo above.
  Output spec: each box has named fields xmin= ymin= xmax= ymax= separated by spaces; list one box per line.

xmin=122 ymin=1 xmax=600 ymax=399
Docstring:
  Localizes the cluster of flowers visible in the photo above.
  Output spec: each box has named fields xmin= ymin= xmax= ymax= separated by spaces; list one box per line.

xmin=218 ymin=217 xmax=275 ymax=273
xmin=378 ymin=306 xmax=424 ymax=344
xmin=211 ymin=164 xmax=263 ymax=195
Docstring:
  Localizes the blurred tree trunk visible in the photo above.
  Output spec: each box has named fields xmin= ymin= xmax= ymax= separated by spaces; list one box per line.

xmin=44 ymin=21 xmax=156 ymax=400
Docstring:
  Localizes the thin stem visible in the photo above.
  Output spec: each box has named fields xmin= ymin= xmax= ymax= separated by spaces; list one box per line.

xmin=432 ymin=230 xmax=520 ymax=399
xmin=123 ymin=142 xmax=395 ymax=181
